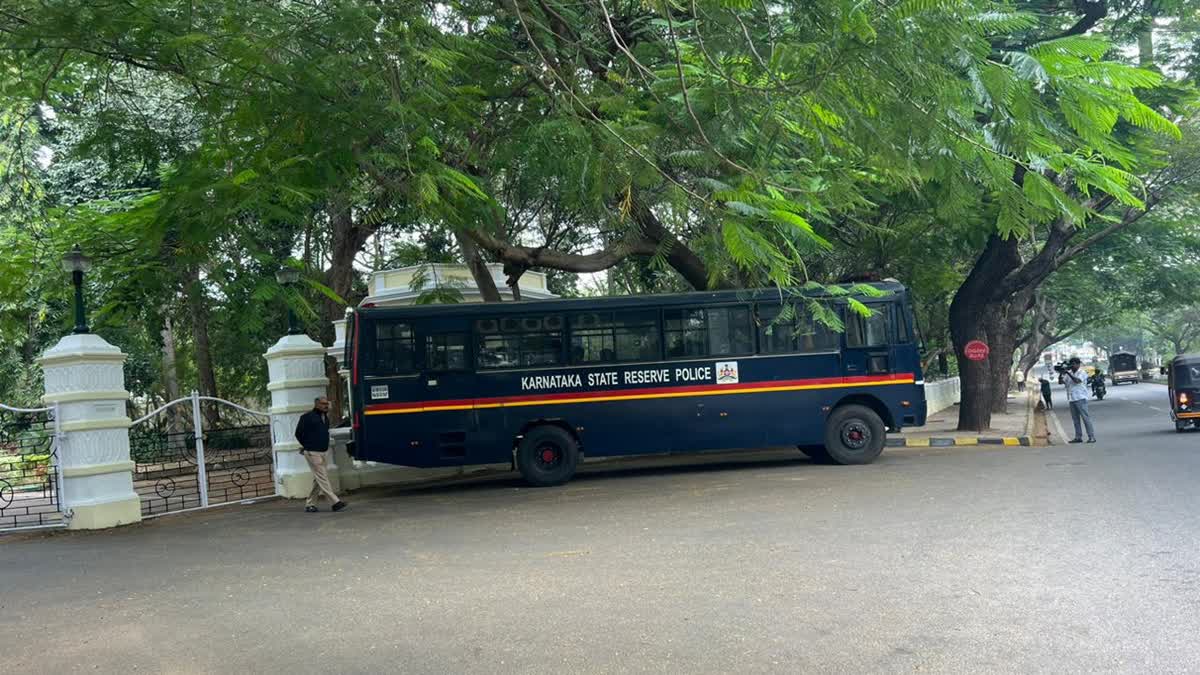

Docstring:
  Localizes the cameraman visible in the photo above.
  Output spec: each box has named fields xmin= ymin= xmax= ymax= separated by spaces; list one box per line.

xmin=1059 ymin=357 xmax=1097 ymax=444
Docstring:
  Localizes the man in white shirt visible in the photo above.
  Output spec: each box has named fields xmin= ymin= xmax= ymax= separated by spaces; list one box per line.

xmin=1059 ymin=357 xmax=1096 ymax=443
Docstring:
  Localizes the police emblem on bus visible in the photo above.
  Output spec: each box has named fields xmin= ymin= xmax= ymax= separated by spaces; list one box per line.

xmin=716 ymin=361 xmax=739 ymax=384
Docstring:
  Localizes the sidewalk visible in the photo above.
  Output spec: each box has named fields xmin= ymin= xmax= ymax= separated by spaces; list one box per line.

xmin=890 ymin=391 xmax=1037 ymax=448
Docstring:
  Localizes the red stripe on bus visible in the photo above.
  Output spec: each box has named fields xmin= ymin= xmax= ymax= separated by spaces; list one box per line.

xmin=364 ymin=372 xmax=916 ymax=414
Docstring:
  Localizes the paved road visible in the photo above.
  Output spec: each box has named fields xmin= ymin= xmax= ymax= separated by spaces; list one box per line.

xmin=3 ymin=383 xmax=1199 ymax=674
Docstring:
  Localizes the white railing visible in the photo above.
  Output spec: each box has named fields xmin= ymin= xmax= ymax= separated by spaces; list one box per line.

xmin=924 ymin=377 xmax=961 ymax=416
xmin=131 ymin=391 xmax=273 ymax=513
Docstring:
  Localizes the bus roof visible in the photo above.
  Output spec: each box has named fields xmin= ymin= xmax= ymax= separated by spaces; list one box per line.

xmin=353 ymin=282 xmax=908 ymax=320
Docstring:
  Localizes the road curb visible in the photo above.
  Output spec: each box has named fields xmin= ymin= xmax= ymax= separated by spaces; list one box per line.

xmin=887 ymin=436 xmax=1031 ymax=448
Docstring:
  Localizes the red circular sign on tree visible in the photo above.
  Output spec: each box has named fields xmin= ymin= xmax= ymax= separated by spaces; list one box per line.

xmin=964 ymin=340 xmax=990 ymax=361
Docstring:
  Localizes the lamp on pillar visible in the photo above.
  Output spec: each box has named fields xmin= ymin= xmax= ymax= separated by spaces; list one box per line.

xmin=62 ymin=245 xmax=92 ymax=334
xmin=275 ymin=266 xmax=303 ymax=335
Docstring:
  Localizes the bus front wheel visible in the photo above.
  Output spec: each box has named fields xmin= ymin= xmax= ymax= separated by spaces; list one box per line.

xmin=823 ymin=404 xmax=886 ymax=465
xmin=516 ymin=425 xmax=579 ymax=487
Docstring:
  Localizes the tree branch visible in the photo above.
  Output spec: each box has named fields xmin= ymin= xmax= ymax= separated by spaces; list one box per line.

xmin=465 ymin=228 xmax=658 ymax=273
xmin=1023 ymin=0 xmax=1109 ymax=48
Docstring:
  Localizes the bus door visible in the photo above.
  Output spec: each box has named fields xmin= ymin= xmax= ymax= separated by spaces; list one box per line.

xmin=414 ymin=318 xmax=476 ymax=465
xmin=841 ymin=302 xmax=893 ymax=379
xmin=359 ymin=317 xmax=424 ymax=463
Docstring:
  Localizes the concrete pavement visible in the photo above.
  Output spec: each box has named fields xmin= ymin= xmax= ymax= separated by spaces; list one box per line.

xmin=3 ymin=384 xmax=1199 ymax=673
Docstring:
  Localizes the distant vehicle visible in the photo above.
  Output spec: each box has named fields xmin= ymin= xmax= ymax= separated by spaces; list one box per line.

xmin=345 ymin=283 xmax=927 ymax=486
xmin=1109 ymin=352 xmax=1140 ymax=385
xmin=1167 ymin=354 xmax=1200 ymax=432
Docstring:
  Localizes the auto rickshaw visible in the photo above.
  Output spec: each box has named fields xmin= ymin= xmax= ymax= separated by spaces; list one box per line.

xmin=1167 ymin=354 xmax=1200 ymax=432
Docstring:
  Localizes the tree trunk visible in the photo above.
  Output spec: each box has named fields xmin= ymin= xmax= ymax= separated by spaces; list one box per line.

xmin=1138 ymin=26 xmax=1154 ymax=67
xmin=985 ymin=310 xmax=1021 ymax=414
xmin=160 ymin=310 xmax=183 ymax=433
xmin=949 ymin=299 xmax=993 ymax=431
xmin=185 ymin=266 xmax=220 ymax=425
xmin=948 ymin=234 xmax=1022 ymax=431
xmin=21 ymin=311 xmax=37 ymax=364
xmin=161 ymin=312 xmax=181 ymax=402
xmin=455 ymin=231 xmax=503 ymax=302
xmin=323 ymin=202 xmax=370 ymax=423
xmin=1017 ymin=346 xmax=1041 ymax=380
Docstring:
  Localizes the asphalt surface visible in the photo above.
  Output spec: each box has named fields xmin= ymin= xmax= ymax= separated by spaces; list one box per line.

xmin=3 ymin=382 xmax=1198 ymax=674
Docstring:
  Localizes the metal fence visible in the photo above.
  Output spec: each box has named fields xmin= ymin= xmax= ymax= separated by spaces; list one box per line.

xmin=0 ymin=403 xmax=64 ymax=531
xmin=130 ymin=391 xmax=275 ymax=517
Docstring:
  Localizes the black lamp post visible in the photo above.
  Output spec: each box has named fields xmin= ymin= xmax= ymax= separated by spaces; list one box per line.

xmin=275 ymin=266 xmax=303 ymax=335
xmin=62 ymin=245 xmax=92 ymax=334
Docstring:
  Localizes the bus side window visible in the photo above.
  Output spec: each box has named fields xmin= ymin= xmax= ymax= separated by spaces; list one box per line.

xmin=426 ymin=333 xmax=468 ymax=371
xmin=708 ymin=306 xmax=754 ymax=356
xmin=665 ymin=306 xmax=753 ymax=359
xmin=375 ymin=321 xmax=418 ymax=375
xmin=570 ymin=310 xmax=660 ymax=364
xmin=896 ymin=304 xmax=912 ymax=343
xmin=664 ymin=308 xmax=708 ymax=358
xmin=846 ymin=304 xmax=889 ymax=348
xmin=758 ymin=304 xmax=837 ymax=354
xmin=476 ymin=315 xmax=564 ymax=369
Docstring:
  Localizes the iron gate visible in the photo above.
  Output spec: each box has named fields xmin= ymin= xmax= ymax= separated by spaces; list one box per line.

xmin=0 ymin=403 xmax=64 ymax=530
xmin=130 ymin=392 xmax=274 ymax=517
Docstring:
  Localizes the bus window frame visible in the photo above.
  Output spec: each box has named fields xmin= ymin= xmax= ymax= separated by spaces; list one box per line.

xmin=567 ymin=308 xmax=663 ymax=366
xmin=662 ymin=303 xmax=756 ymax=361
xmin=368 ymin=319 xmax=420 ymax=378
xmin=843 ymin=302 xmax=891 ymax=349
xmin=424 ymin=330 xmax=473 ymax=374
xmin=474 ymin=313 xmax=568 ymax=372
xmin=755 ymin=302 xmax=842 ymax=355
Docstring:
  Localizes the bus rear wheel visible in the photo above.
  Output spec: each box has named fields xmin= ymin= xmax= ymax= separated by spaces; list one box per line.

xmin=516 ymin=425 xmax=579 ymax=487
xmin=823 ymin=404 xmax=886 ymax=465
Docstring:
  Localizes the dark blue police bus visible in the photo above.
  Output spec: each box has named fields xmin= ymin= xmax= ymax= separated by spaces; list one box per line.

xmin=345 ymin=283 xmax=926 ymax=486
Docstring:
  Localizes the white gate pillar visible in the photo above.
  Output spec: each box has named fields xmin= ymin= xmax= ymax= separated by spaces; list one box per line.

xmin=265 ymin=334 xmax=338 ymax=498
xmin=39 ymin=334 xmax=141 ymax=529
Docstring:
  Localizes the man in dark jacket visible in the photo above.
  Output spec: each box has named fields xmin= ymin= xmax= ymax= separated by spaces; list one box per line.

xmin=294 ymin=396 xmax=346 ymax=513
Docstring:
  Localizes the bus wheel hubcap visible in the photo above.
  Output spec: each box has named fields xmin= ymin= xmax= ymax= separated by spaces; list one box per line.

xmin=537 ymin=444 xmax=560 ymax=467
xmin=842 ymin=422 xmax=870 ymax=450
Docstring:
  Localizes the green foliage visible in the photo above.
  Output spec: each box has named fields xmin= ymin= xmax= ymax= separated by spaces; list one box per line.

xmin=0 ymin=0 xmax=1197 ymax=410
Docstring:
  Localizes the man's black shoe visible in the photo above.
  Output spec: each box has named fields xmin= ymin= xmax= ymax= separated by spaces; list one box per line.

xmin=1086 ymin=439 xmax=1096 ymax=443
xmin=332 ymin=501 xmax=348 ymax=512
xmin=1069 ymin=439 xmax=1083 ymax=444
xmin=305 ymin=505 xmax=318 ymax=513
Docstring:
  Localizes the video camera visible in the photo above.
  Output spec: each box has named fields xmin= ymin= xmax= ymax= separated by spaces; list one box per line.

xmin=1052 ymin=362 xmax=1070 ymax=374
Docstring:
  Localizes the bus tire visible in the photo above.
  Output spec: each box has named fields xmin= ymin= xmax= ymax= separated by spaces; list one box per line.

xmin=823 ymin=404 xmax=886 ymax=465
xmin=798 ymin=445 xmax=831 ymax=463
xmin=516 ymin=425 xmax=579 ymax=487
xmin=1176 ymin=421 xmax=1188 ymax=433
